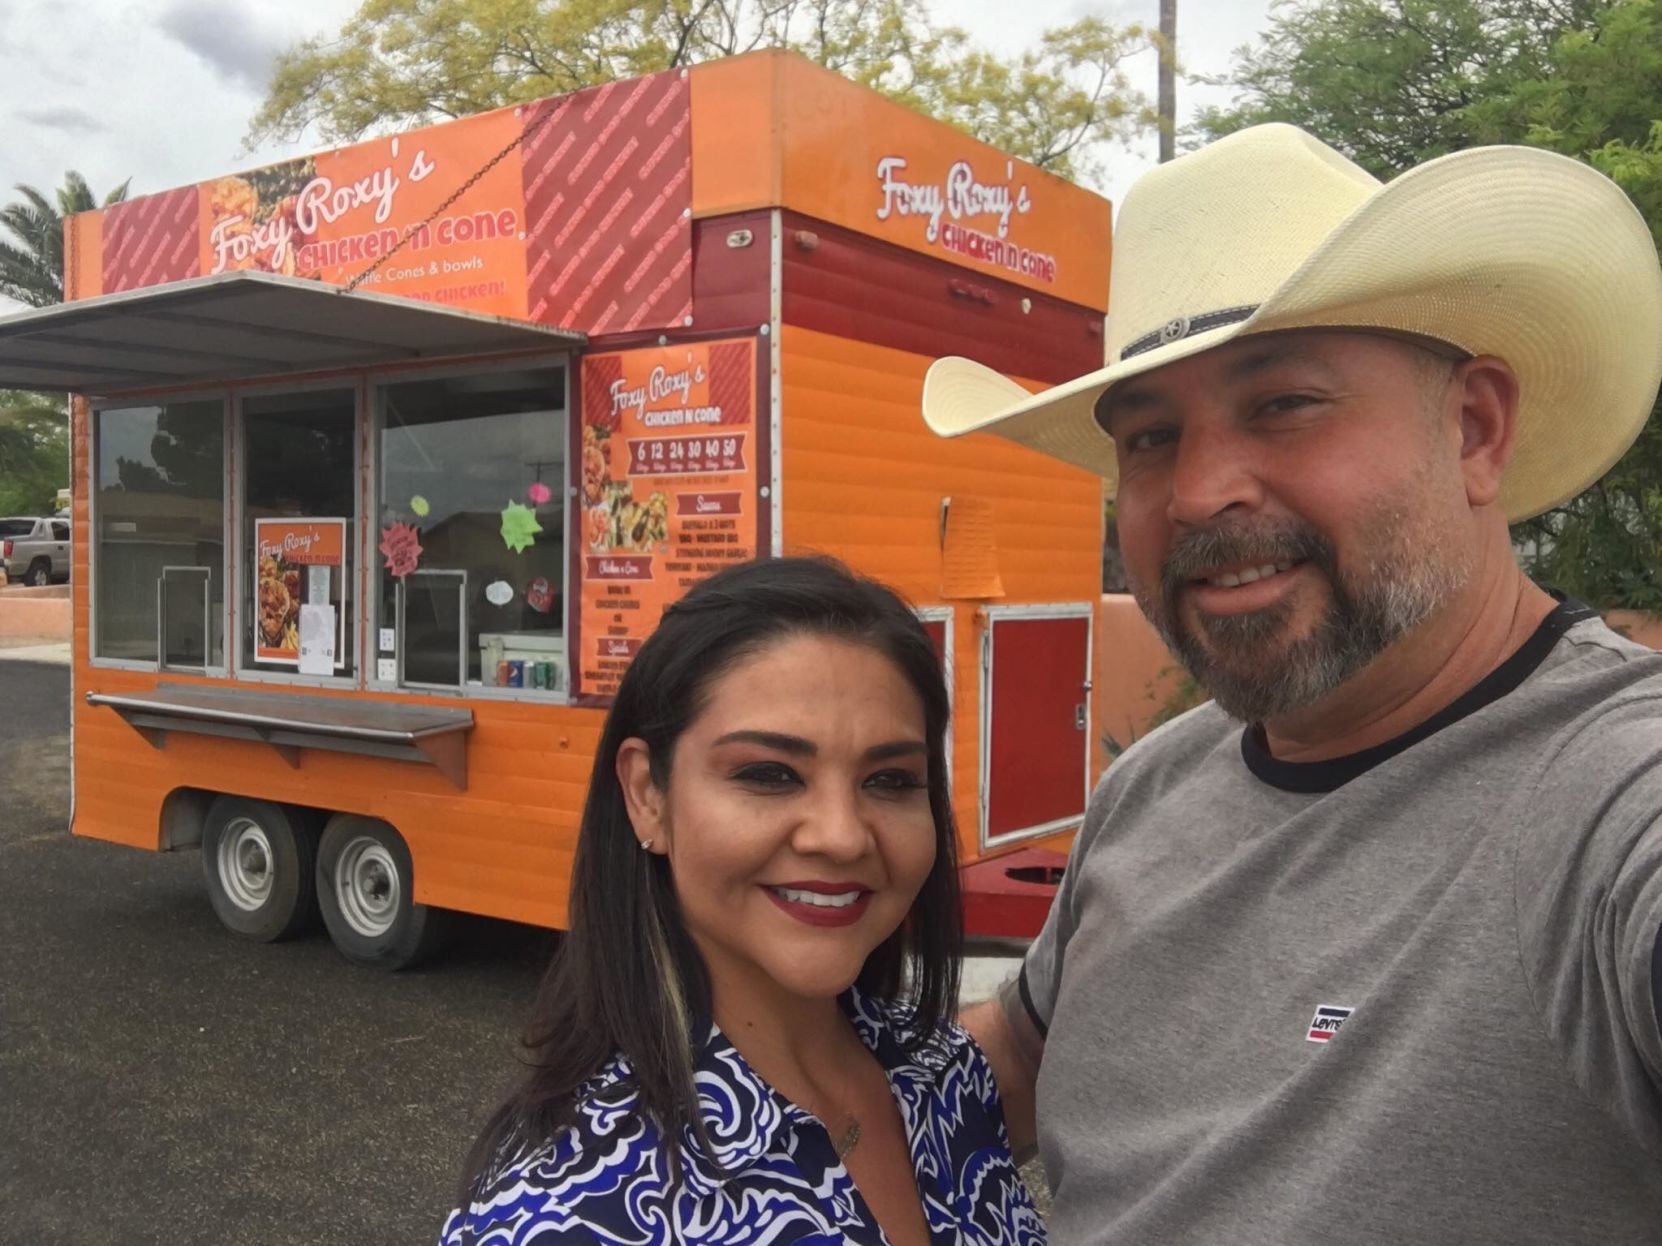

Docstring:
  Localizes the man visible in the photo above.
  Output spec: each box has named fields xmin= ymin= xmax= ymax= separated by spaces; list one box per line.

xmin=924 ymin=124 xmax=1662 ymax=1241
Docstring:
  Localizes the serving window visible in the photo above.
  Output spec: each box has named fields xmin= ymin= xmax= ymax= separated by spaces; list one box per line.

xmin=373 ymin=364 xmax=568 ymax=694
xmin=240 ymin=387 xmax=357 ymax=678
xmin=92 ymin=398 xmax=226 ymax=668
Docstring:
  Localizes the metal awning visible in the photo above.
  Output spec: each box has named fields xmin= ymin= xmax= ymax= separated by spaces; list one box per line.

xmin=0 ymin=271 xmax=585 ymax=394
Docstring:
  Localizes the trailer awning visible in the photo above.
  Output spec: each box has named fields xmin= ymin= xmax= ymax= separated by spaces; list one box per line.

xmin=0 ymin=271 xmax=584 ymax=394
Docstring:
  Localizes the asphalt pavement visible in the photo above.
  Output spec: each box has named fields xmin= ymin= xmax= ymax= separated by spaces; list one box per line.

xmin=0 ymin=659 xmax=1035 ymax=1244
xmin=0 ymin=659 xmax=557 ymax=1245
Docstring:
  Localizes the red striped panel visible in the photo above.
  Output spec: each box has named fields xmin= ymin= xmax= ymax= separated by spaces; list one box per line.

xmin=520 ymin=71 xmax=693 ymax=336
xmin=102 ymin=187 xmax=200 ymax=293
xmin=706 ymin=341 xmax=753 ymax=426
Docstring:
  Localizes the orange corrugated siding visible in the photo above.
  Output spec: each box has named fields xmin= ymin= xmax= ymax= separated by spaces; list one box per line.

xmin=778 ymin=325 xmax=1100 ymax=864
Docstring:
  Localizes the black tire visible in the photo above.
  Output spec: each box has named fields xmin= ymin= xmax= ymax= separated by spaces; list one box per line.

xmin=25 ymin=560 xmax=51 ymax=587
xmin=316 ymin=815 xmax=451 ymax=970
xmin=201 ymin=796 xmax=320 ymax=942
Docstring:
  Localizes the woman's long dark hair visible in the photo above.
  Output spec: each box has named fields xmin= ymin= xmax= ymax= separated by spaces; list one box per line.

xmin=459 ymin=555 xmax=962 ymax=1200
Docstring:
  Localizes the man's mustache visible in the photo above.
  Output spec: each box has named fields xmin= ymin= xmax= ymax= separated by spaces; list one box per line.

xmin=1160 ymin=521 xmax=1333 ymax=601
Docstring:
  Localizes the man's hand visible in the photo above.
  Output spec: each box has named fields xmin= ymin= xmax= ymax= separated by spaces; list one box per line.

xmin=962 ymin=982 xmax=1045 ymax=1161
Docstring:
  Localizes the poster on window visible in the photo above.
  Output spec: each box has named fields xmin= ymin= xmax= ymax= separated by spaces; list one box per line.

xmin=254 ymin=518 xmax=347 ymax=668
xmin=576 ymin=337 xmax=759 ymax=698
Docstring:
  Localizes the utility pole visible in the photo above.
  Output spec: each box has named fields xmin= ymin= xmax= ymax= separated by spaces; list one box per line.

xmin=1158 ymin=0 xmax=1177 ymax=162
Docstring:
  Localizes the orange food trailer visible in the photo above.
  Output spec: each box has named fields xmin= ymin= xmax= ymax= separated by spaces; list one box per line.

xmin=0 ymin=51 xmax=1110 ymax=967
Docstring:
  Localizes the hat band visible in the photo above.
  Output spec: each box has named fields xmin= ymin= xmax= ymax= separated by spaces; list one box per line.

xmin=1121 ymin=304 xmax=1259 ymax=361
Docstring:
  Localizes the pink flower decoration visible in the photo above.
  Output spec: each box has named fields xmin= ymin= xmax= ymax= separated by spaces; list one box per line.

xmin=379 ymin=522 xmax=423 ymax=578
xmin=527 ymin=481 xmax=552 ymax=505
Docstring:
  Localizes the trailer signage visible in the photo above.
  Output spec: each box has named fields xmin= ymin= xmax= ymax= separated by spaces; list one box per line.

xmin=254 ymin=518 xmax=347 ymax=667
xmin=577 ymin=337 xmax=760 ymax=698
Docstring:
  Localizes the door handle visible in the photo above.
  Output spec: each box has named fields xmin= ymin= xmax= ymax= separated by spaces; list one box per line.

xmin=1074 ymin=704 xmax=1086 ymax=730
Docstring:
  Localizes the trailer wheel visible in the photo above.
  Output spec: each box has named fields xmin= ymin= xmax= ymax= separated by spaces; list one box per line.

xmin=316 ymin=815 xmax=450 ymax=970
xmin=201 ymin=796 xmax=320 ymax=942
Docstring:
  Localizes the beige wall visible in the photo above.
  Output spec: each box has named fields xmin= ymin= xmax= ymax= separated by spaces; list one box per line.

xmin=1092 ymin=594 xmax=1184 ymax=771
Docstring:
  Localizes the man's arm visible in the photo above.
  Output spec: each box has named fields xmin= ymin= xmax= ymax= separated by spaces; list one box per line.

xmin=963 ymin=974 xmax=1047 ymax=1161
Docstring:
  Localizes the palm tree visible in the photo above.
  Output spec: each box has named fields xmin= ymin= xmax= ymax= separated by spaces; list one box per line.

xmin=0 ymin=171 xmax=131 ymax=308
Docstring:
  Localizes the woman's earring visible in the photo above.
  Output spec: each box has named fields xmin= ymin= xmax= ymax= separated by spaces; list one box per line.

xmin=639 ymin=839 xmax=654 ymax=851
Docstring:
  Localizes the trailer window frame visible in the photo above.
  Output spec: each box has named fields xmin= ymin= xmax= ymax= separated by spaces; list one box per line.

xmin=88 ymin=390 xmax=232 ymax=675
xmin=366 ymin=353 xmax=574 ymax=704
xmin=230 ymin=376 xmax=364 ymax=689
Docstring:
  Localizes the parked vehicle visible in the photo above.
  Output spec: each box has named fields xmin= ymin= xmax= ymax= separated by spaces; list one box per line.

xmin=0 ymin=516 xmax=70 ymax=586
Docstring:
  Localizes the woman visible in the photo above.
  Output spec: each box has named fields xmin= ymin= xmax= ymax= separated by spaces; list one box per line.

xmin=442 ymin=556 xmax=1043 ymax=1245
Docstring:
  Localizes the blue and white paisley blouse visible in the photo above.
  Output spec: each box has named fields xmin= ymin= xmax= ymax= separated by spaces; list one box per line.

xmin=440 ymin=989 xmax=1045 ymax=1245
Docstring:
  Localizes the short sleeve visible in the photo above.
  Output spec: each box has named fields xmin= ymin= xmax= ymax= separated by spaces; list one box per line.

xmin=1514 ymin=690 xmax=1662 ymax=1154
xmin=1015 ymin=771 xmax=1114 ymax=1036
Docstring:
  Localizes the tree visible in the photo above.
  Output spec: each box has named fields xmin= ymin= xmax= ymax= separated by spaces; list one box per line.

xmin=1200 ymin=0 xmax=1662 ymax=610
xmin=0 ymin=391 xmax=69 ymax=515
xmin=0 ymin=171 xmax=131 ymax=308
xmin=246 ymin=0 xmax=1158 ymax=183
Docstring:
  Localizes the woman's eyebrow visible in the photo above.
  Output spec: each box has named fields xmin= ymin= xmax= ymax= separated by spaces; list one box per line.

xmin=865 ymin=740 xmax=928 ymax=761
xmin=712 ymin=730 xmax=815 ymax=754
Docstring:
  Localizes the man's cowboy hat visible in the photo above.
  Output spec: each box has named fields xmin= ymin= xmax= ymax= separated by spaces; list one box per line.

xmin=922 ymin=123 xmax=1662 ymax=522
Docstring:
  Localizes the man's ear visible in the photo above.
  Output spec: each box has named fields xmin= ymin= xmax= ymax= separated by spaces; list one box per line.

xmin=616 ymin=738 xmax=669 ymax=855
xmin=1451 ymin=355 xmax=1520 ymax=509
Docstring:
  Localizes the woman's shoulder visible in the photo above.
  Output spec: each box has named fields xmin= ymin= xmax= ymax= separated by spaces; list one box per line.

xmin=439 ymin=1064 xmax=669 ymax=1245
xmin=849 ymin=991 xmax=998 ymax=1091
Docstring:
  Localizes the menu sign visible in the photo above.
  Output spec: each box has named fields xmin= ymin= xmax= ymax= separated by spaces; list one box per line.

xmin=577 ymin=337 xmax=759 ymax=697
xmin=254 ymin=518 xmax=346 ymax=668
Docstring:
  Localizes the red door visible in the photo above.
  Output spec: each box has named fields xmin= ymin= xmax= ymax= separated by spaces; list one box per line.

xmin=983 ymin=611 xmax=1090 ymax=845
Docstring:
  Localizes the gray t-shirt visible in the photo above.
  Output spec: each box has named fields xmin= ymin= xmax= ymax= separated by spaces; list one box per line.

xmin=1019 ymin=605 xmax=1662 ymax=1243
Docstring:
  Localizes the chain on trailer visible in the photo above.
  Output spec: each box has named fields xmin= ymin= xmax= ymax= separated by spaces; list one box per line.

xmin=343 ymin=97 xmax=572 ymax=295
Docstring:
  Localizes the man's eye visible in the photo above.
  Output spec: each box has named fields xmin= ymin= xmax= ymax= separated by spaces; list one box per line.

xmin=1259 ymin=393 xmax=1319 ymax=416
xmin=734 ymin=762 xmax=801 ymax=789
xmin=1120 ymin=426 xmax=1177 ymax=454
xmin=864 ymin=769 xmax=927 ymax=795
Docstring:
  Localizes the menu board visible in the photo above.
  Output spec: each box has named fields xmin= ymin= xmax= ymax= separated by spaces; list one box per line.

xmin=577 ymin=337 xmax=759 ymax=697
xmin=254 ymin=518 xmax=346 ymax=668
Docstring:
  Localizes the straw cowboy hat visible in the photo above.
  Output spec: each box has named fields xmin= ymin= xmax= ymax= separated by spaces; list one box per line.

xmin=922 ymin=123 xmax=1662 ymax=522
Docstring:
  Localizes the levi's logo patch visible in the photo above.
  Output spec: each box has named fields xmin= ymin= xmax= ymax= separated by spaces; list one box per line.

xmin=1306 ymin=1005 xmax=1354 ymax=1043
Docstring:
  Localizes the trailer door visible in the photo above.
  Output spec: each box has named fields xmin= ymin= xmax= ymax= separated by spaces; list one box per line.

xmin=980 ymin=606 xmax=1092 ymax=849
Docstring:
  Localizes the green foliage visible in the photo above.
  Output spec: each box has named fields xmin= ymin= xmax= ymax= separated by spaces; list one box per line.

xmin=0 ymin=171 xmax=130 ymax=308
xmin=1101 ymin=664 xmax=1210 ymax=760
xmin=0 ymin=391 xmax=69 ymax=515
xmin=1202 ymin=0 xmax=1662 ymax=609
xmin=246 ymin=0 xmax=1158 ymax=182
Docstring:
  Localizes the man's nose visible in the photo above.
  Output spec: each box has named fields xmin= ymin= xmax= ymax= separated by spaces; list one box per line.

xmin=1165 ymin=423 xmax=1263 ymax=526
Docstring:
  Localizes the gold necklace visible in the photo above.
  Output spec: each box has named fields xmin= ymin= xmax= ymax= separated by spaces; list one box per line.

xmin=833 ymin=1117 xmax=862 ymax=1159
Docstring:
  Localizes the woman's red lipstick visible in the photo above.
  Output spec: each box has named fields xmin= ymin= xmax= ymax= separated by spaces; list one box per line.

xmin=763 ymin=881 xmax=873 ymax=928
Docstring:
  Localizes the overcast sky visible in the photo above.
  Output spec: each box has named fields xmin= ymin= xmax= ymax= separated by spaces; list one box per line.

xmin=4 ymin=0 xmax=1273 ymax=218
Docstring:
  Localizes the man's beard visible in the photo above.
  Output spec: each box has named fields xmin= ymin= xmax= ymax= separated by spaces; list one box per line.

xmin=1130 ymin=509 xmax=1468 ymax=723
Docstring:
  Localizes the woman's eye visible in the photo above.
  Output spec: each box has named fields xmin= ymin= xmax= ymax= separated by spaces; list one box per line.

xmin=733 ymin=762 xmax=801 ymax=789
xmin=864 ymin=769 xmax=927 ymax=795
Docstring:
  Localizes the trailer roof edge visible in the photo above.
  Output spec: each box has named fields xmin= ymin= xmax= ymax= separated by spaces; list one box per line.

xmin=0 ymin=271 xmax=586 ymax=396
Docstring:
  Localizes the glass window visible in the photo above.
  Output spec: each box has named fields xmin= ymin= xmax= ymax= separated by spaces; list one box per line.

xmin=50 ymin=521 xmax=68 ymax=541
xmin=242 ymin=388 xmax=357 ymax=675
xmin=0 ymin=520 xmax=36 ymax=536
xmin=93 ymin=400 xmax=225 ymax=665
xmin=377 ymin=366 xmax=567 ymax=692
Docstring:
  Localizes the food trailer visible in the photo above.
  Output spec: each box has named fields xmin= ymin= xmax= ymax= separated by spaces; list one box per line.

xmin=0 ymin=51 xmax=1110 ymax=967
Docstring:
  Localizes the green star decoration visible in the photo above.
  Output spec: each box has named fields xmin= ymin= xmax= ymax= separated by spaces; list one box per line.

xmin=500 ymin=501 xmax=543 ymax=553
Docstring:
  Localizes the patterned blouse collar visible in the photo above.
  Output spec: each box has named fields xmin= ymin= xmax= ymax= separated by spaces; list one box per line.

xmin=620 ymin=987 xmax=955 ymax=1198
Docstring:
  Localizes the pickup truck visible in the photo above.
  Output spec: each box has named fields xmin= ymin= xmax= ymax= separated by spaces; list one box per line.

xmin=0 ymin=516 xmax=70 ymax=586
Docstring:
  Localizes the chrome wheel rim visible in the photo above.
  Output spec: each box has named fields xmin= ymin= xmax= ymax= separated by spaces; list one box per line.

xmin=218 ymin=817 xmax=274 ymax=911
xmin=334 ymin=836 xmax=400 ymax=938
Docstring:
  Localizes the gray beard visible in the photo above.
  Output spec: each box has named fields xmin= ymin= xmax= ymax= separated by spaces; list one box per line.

xmin=1133 ymin=514 xmax=1467 ymax=723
